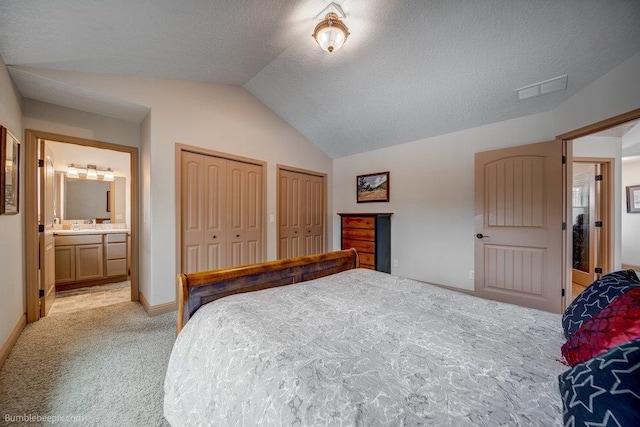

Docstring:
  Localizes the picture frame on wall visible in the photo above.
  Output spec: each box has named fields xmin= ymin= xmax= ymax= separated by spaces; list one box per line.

xmin=357 ymin=171 xmax=389 ymax=203
xmin=0 ymin=126 xmax=20 ymax=215
xmin=626 ymin=185 xmax=640 ymax=213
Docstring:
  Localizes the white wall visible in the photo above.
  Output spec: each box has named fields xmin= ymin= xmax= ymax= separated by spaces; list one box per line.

xmin=18 ymin=71 xmax=334 ymax=306
xmin=0 ymin=56 xmax=24 ymax=349
xmin=23 ymin=99 xmax=140 ymax=148
xmin=622 ymin=156 xmax=640 ymax=268
xmin=334 ymin=50 xmax=640 ymax=291
xmin=334 ymin=112 xmax=555 ymax=290
xmin=573 ymin=136 xmax=623 ymax=270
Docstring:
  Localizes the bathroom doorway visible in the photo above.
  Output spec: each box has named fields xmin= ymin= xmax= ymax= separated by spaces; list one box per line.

xmin=24 ymin=130 xmax=139 ymax=323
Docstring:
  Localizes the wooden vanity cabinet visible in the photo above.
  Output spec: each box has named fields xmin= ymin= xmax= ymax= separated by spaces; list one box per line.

xmin=54 ymin=232 xmax=128 ymax=290
xmin=105 ymin=233 xmax=128 ymax=277
xmin=338 ymin=213 xmax=392 ymax=273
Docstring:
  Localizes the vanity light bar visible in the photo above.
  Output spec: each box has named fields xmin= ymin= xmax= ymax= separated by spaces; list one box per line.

xmin=66 ymin=163 xmax=115 ymax=181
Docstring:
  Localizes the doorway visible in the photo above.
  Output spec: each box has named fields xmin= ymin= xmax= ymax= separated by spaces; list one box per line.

xmin=25 ymin=130 xmax=140 ymax=323
xmin=571 ymin=159 xmax=613 ymax=299
xmin=559 ymin=108 xmax=640 ymax=308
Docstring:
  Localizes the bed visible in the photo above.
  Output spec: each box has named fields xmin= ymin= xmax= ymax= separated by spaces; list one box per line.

xmin=165 ymin=249 xmax=565 ymax=426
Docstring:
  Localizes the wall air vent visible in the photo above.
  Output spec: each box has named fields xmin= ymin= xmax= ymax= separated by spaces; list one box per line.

xmin=517 ymin=74 xmax=568 ymax=100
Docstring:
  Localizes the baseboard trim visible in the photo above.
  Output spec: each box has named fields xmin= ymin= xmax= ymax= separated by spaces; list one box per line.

xmin=622 ymin=263 xmax=640 ymax=272
xmin=139 ymin=292 xmax=177 ymax=316
xmin=417 ymin=279 xmax=475 ymax=295
xmin=0 ymin=313 xmax=26 ymax=370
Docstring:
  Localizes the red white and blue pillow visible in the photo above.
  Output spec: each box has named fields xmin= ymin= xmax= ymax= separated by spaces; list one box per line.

xmin=558 ymin=338 xmax=640 ymax=427
xmin=561 ymin=287 xmax=640 ymax=366
xmin=561 ymin=270 xmax=640 ymax=338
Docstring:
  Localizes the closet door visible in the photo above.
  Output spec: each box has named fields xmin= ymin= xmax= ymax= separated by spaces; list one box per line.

xmin=278 ymin=169 xmax=325 ymax=258
xmin=181 ymin=152 xmax=227 ymax=273
xmin=279 ymin=170 xmax=304 ymax=258
xmin=227 ymin=160 xmax=263 ymax=267
xmin=304 ymin=173 xmax=325 ymax=255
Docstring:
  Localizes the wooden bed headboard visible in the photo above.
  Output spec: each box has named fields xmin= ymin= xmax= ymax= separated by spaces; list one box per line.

xmin=176 ymin=249 xmax=359 ymax=333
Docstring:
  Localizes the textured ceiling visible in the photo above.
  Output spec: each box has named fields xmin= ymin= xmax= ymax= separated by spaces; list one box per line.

xmin=1 ymin=0 xmax=639 ymax=158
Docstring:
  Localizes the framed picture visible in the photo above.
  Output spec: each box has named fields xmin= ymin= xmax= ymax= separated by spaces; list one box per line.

xmin=0 ymin=126 xmax=20 ymax=215
xmin=357 ymin=171 xmax=389 ymax=203
xmin=627 ymin=185 xmax=640 ymax=213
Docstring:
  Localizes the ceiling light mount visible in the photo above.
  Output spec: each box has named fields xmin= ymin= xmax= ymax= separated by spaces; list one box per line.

xmin=313 ymin=2 xmax=350 ymax=53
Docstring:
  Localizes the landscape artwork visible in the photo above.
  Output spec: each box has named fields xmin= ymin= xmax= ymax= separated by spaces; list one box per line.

xmin=357 ymin=171 xmax=389 ymax=203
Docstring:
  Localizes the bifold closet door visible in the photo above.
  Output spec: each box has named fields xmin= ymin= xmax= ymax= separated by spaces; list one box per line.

xmin=227 ymin=161 xmax=263 ymax=266
xmin=181 ymin=152 xmax=227 ymax=274
xmin=278 ymin=169 xmax=325 ymax=259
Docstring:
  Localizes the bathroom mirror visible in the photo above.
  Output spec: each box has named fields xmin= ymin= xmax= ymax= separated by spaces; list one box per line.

xmin=56 ymin=172 xmax=126 ymax=222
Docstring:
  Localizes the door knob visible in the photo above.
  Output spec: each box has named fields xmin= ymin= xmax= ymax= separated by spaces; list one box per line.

xmin=212 ymin=235 xmax=217 ymax=239
xmin=236 ymin=234 xmax=240 ymax=238
xmin=476 ymin=233 xmax=490 ymax=239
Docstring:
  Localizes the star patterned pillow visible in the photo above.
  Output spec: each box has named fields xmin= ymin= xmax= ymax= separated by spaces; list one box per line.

xmin=562 ymin=270 xmax=640 ymax=339
xmin=558 ymin=338 xmax=640 ymax=427
xmin=561 ymin=287 xmax=640 ymax=366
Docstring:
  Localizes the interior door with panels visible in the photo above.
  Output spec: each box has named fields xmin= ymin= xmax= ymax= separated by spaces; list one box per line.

xmin=227 ymin=160 xmax=262 ymax=267
xmin=277 ymin=168 xmax=326 ymax=259
xmin=180 ymin=149 xmax=264 ymax=274
xmin=474 ymin=140 xmax=564 ymax=313
xmin=182 ymin=151 xmax=227 ymax=274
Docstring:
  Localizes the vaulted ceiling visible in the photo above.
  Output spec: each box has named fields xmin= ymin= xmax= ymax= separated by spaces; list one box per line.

xmin=1 ymin=0 xmax=639 ymax=158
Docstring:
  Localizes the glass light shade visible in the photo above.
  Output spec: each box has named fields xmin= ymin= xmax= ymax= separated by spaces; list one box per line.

xmin=66 ymin=164 xmax=79 ymax=179
xmin=86 ymin=165 xmax=98 ymax=180
xmin=313 ymin=13 xmax=349 ymax=53
xmin=103 ymin=168 xmax=114 ymax=182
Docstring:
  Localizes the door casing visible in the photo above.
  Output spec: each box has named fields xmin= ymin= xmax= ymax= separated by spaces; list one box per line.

xmin=558 ymin=107 xmax=640 ymax=310
xmin=25 ymin=130 xmax=140 ymax=323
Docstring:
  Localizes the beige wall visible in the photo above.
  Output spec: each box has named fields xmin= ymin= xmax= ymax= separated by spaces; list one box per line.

xmin=0 ymin=56 xmax=24 ymax=349
xmin=334 ymin=52 xmax=640 ymax=291
xmin=17 ymin=71 xmax=335 ymax=306
xmin=334 ymin=112 xmax=555 ymax=290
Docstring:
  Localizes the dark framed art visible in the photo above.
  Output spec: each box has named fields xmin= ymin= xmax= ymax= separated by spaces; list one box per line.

xmin=357 ymin=171 xmax=389 ymax=203
xmin=0 ymin=126 xmax=20 ymax=215
xmin=627 ymin=185 xmax=640 ymax=213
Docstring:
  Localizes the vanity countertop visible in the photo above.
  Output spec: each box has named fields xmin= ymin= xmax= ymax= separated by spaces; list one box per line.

xmin=54 ymin=229 xmax=130 ymax=236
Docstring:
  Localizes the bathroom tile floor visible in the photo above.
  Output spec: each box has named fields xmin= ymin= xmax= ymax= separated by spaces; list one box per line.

xmin=49 ymin=281 xmax=131 ymax=315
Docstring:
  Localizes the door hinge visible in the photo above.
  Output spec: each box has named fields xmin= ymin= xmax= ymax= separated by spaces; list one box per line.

xmin=38 ymin=289 xmax=45 ymax=298
xmin=562 ymin=222 xmax=567 ymax=230
xmin=38 ymin=224 xmax=44 ymax=232
xmin=595 ymin=175 xmax=603 ymax=181
xmin=561 ymin=288 xmax=566 ymax=297
xmin=595 ymin=221 xmax=603 ymax=228
xmin=595 ymin=267 xmax=603 ymax=274
xmin=562 ymin=155 xmax=567 ymax=164
xmin=37 ymin=159 xmax=44 ymax=168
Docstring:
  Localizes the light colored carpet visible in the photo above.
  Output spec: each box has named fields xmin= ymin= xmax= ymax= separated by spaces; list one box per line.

xmin=0 ymin=302 xmax=176 ymax=426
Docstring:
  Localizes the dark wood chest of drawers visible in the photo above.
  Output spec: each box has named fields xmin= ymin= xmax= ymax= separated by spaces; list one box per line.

xmin=338 ymin=213 xmax=392 ymax=273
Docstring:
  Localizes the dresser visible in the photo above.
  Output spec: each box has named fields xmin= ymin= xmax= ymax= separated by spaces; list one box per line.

xmin=338 ymin=213 xmax=392 ymax=273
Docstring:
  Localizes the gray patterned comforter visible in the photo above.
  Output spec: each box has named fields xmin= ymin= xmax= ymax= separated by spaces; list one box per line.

xmin=164 ymin=269 xmax=565 ymax=426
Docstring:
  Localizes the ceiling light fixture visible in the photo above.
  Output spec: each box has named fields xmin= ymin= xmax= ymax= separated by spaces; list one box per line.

xmin=313 ymin=2 xmax=350 ymax=53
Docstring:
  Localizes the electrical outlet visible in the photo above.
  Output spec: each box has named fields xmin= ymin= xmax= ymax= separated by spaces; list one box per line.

xmin=393 ymin=260 xmax=399 ymax=267
xmin=469 ymin=270 xmax=475 ymax=280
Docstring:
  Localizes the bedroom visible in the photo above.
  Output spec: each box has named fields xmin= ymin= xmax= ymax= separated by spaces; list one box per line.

xmin=1 ymin=0 xmax=640 ymax=425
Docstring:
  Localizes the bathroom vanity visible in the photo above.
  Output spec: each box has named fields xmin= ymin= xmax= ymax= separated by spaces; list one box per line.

xmin=54 ymin=229 xmax=129 ymax=291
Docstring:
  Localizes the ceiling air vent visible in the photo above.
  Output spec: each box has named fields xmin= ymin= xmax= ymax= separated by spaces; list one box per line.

xmin=517 ymin=74 xmax=568 ymax=100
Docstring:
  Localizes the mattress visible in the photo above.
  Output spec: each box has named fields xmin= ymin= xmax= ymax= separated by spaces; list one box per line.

xmin=164 ymin=268 xmax=565 ymax=426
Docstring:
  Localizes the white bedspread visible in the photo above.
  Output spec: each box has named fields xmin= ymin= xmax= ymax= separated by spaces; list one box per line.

xmin=164 ymin=269 xmax=565 ymax=426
